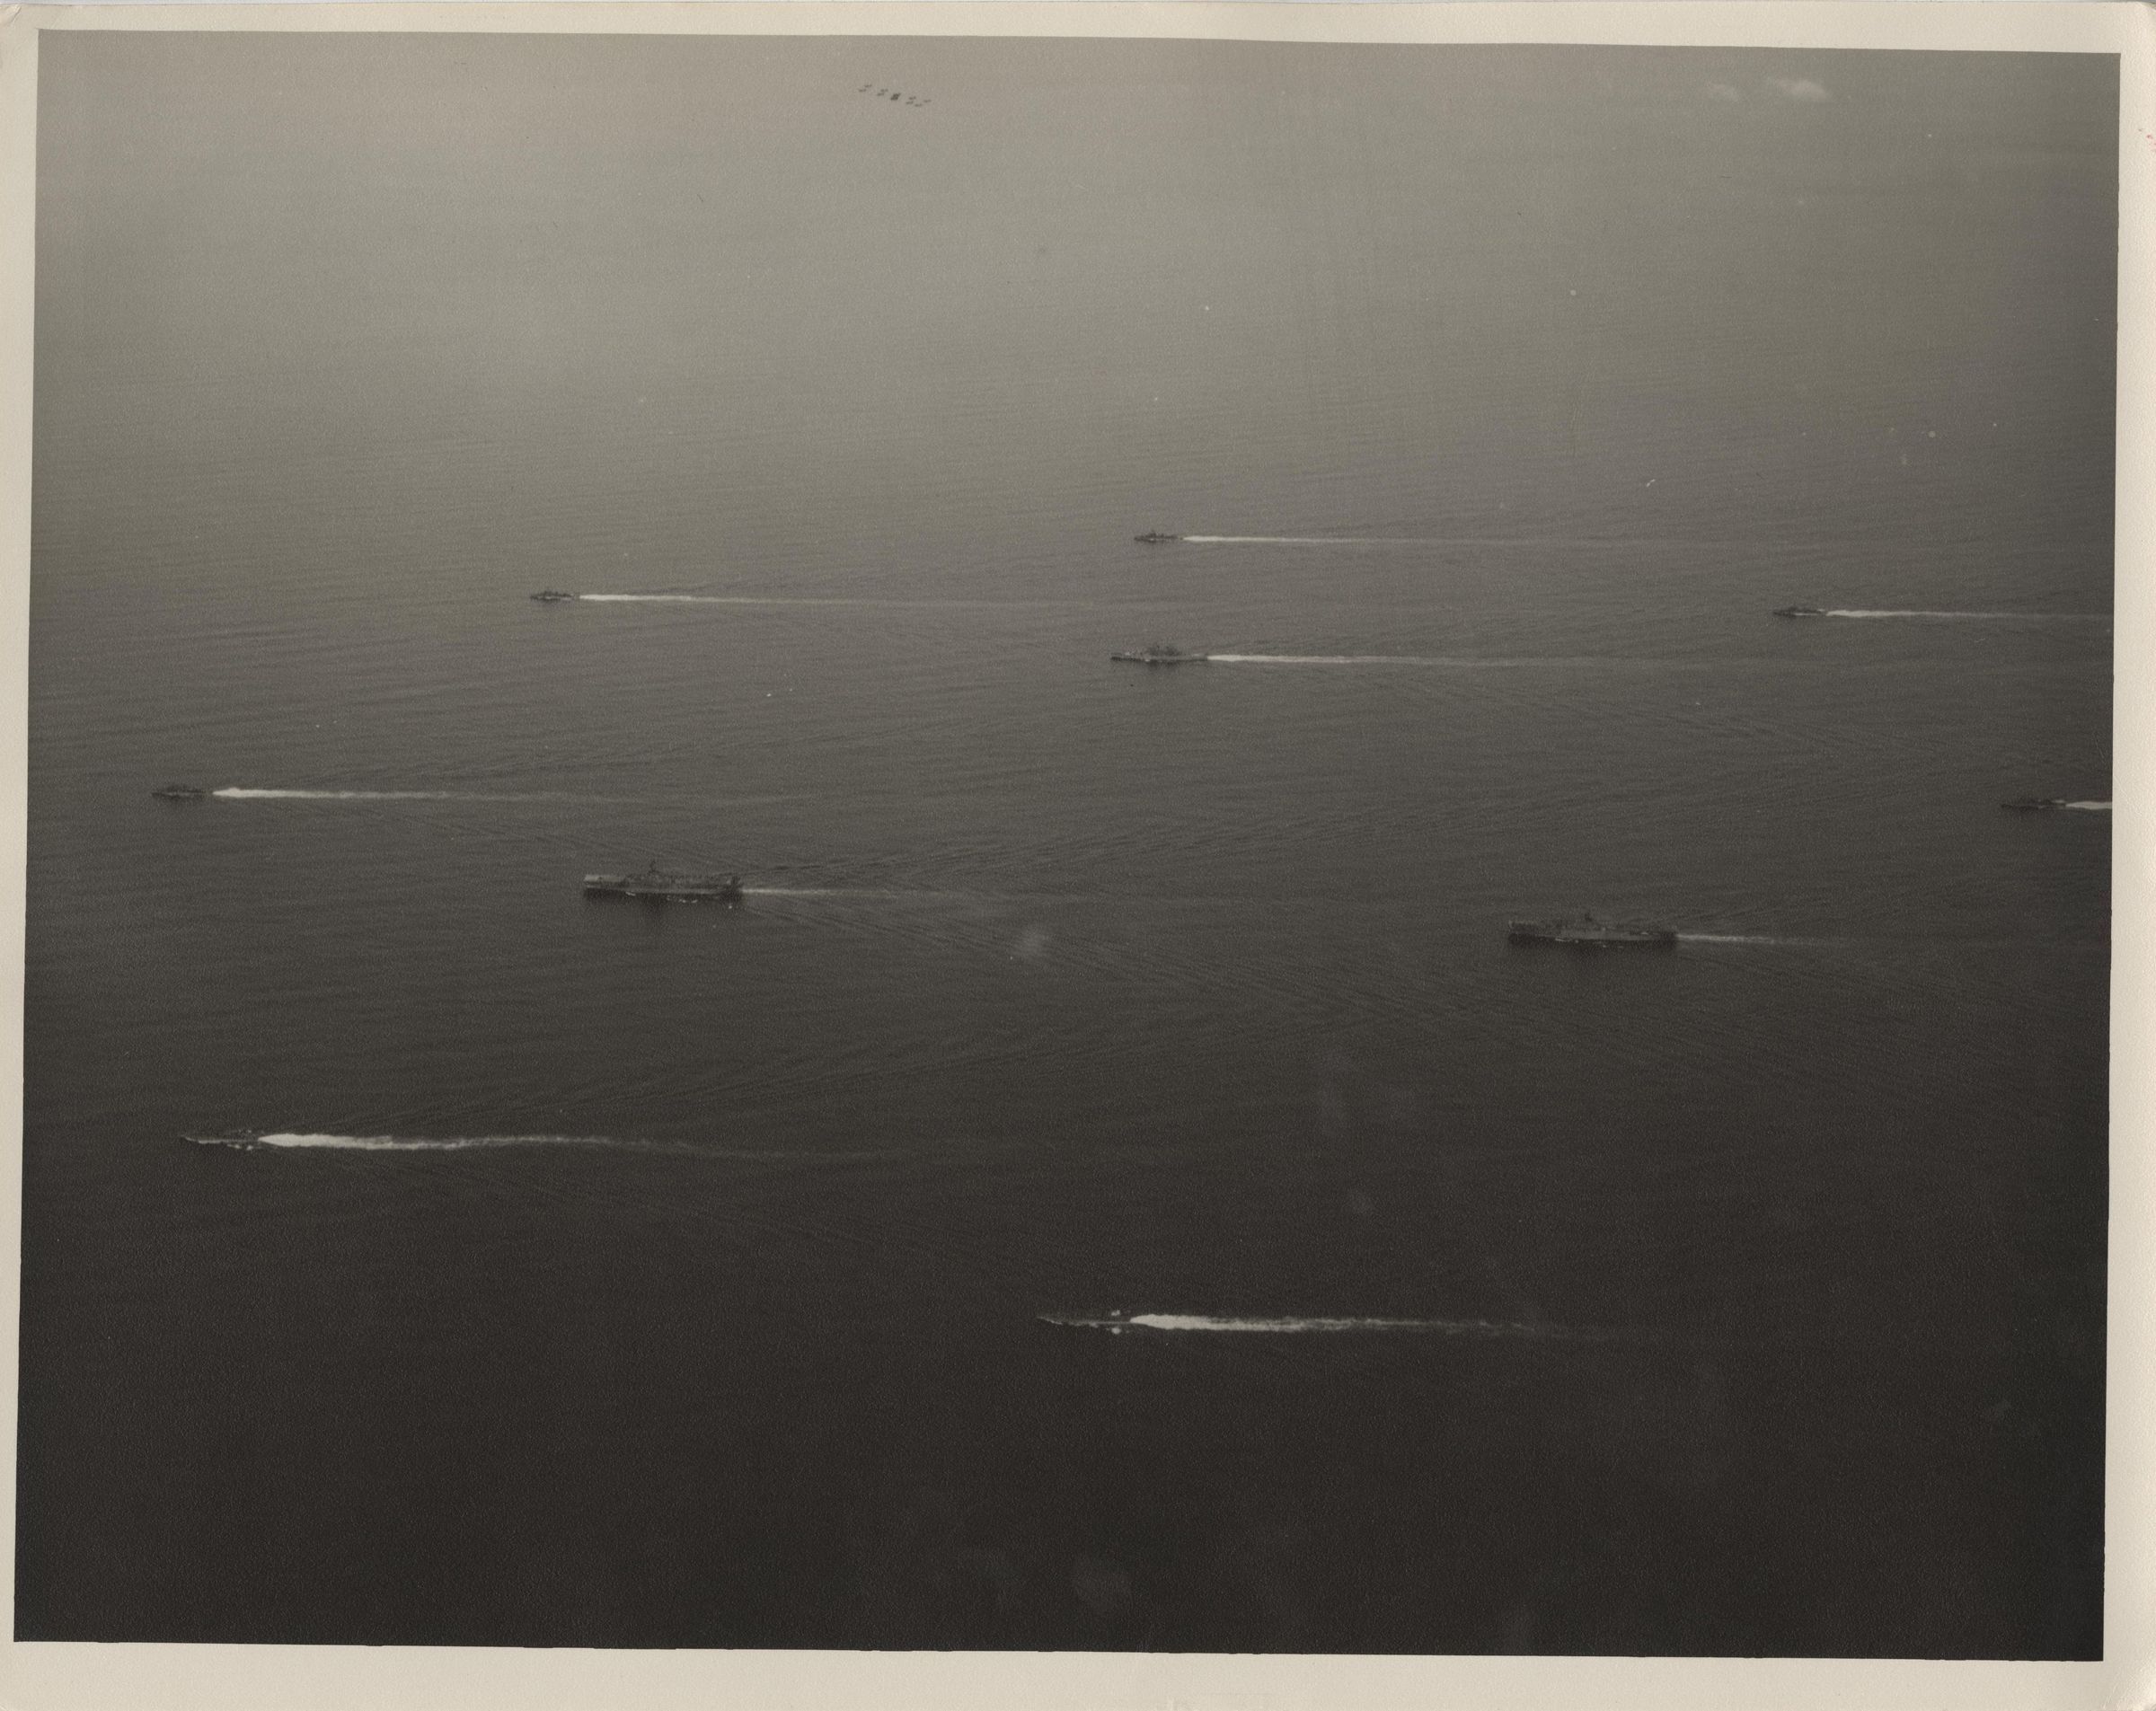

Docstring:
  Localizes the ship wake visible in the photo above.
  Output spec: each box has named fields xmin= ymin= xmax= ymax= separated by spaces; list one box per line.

xmin=1674 ymin=932 xmax=1829 ymax=947
xmin=187 ymin=1131 xmax=680 ymax=1153
xmin=1044 ymin=1312 xmax=1634 ymax=1340
xmin=572 ymin=593 xmax=1067 ymax=611
xmin=1178 ymin=534 xmax=1757 ymax=550
xmin=741 ymin=886 xmax=987 ymax=900
xmin=1179 ymin=535 xmax=1439 ymax=546
xmin=577 ymin=593 xmax=763 ymax=604
xmin=1815 ymin=609 xmax=2108 ymax=622
xmin=1204 ymin=653 xmax=1456 ymax=666
xmin=188 ymin=1132 xmax=883 ymax=1161
xmin=212 ymin=788 xmax=580 ymax=802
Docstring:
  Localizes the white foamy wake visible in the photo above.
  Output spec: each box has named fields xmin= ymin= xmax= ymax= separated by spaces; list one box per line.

xmin=742 ymin=886 xmax=985 ymax=900
xmin=1178 ymin=534 xmax=1752 ymax=550
xmin=579 ymin=593 xmax=853 ymax=605
xmin=2064 ymin=801 xmax=2112 ymax=812
xmin=573 ymin=593 xmax=1065 ymax=611
xmin=1820 ymin=609 xmax=2108 ymax=622
xmin=1195 ymin=653 xmax=1682 ymax=670
xmin=1204 ymin=653 xmax=1448 ymax=666
xmin=188 ymin=1131 xmax=659 ymax=1152
xmin=1047 ymin=1312 xmax=1622 ymax=1339
xmin=1180 ymin=535 xmax=1436 ymax=546
xmin=212 ymin=788 xmax=578 ymax=802
xmin=189 ymin=1132 xmax=883 ymax=1162
xmin=218 ymin=789 xmax=452 ymax=801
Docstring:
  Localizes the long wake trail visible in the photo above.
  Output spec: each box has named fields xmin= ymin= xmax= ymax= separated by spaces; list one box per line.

xmin=1674 ymin=932 xmax=1846 ymax=947
xmin=210 ymin=786 xmax=800 ymax=807
xmin=741 ymin=887 xmax=935 ymax=900
xmin=1180 ymin=535 xmax=1443 ymax=546
xmin=190 ymin=1131 xmax=678 ymax=1153
xmin=1044 ymin=1312 xmax=1645 ymax=1342
xmin=212 ymin=788 xmax=606 ymax=803
xmin=1175 ymin=534 xmax=1732 ymax=548
xmin=571 ymin=593 xmax=1073 ymax=611
xmin=1812 ymin=609 xmax=2109 ymax=622
xmin=186 ymin=1132 xmax=881 ymax=1160
xmin=1205 ymin=653 xmax=1463 ymax=666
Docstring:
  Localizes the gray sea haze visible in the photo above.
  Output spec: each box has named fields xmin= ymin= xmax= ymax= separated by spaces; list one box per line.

xmin=21 ymin=37 xmax=2113 ymax=1654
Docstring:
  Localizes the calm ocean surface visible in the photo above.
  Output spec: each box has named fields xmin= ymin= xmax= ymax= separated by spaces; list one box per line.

xmin=20 ymin=38 xmax=2113 ymax=1655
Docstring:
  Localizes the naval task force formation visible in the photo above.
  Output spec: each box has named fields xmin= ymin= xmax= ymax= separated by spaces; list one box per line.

xmin=152 ymin=529 xmax=2107 ymax=951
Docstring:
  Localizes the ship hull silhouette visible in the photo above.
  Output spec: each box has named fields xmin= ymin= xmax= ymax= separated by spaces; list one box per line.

xmin=584 ymin=866 xmax=744 ymax=903
xmin=1507 ymin=916 xmax=1677 ymax=948
xmin=1109 ymin=647 xmax=1206 ymax=666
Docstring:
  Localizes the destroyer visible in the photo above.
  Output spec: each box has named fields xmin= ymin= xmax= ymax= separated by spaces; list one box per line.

xmin=151 ymin=784 xmax=208 ymax=801
xmin=1772 ymin=605 xmax=1828 ymax=619
xmin=1134 ymin=531 xmax=1180 ymax=544
xmin=584 ymin=862 xmax=745 ymax=903
xmin=1110 ymin=644 xmax=1206 ymax=666
xmin=531 ymin=589 xmax=578 ymax=603
xmin=2001 ymin=797 xmax=2082 ymax=812
xmin=184 ymin=1130 xmax=264 ymax=1148
xmin=1507 ymin=913 xmax=1677 ymax=948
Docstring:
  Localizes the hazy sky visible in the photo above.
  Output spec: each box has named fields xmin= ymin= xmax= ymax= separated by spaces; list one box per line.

xmin=36 ymin=36 xmax=2116 ymax=548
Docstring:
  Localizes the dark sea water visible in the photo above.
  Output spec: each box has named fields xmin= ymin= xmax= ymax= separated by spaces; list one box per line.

xmin=18 ymin=37 xmax=2114 ymax=1655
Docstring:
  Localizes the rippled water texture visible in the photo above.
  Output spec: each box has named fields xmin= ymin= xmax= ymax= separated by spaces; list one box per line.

xmin=21 ymin=37 xmax=2114 ymax=1655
